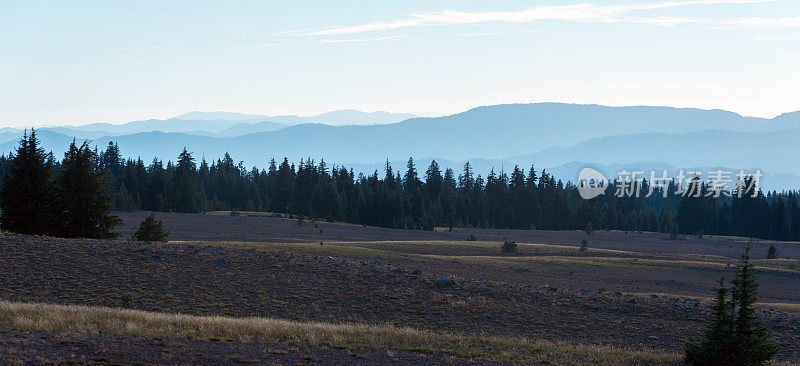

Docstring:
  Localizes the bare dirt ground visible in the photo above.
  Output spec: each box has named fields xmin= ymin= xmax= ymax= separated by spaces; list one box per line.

xmin=0 ymin=211 xmax=798 ymax=364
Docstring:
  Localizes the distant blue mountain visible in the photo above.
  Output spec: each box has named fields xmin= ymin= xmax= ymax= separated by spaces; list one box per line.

xmin=35 ymin=109 xmax=417 ymax=138
xmin=173 ymin=111 xmax=271 ymax=121
xmin=217 ymin=121 xmax=288 ymax=137
xmin=2 ymin=103 xmax=799 ymax=188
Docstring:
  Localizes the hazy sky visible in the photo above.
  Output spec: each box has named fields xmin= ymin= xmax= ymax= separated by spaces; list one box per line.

xmin=2 ymin=0 xmax=800 ymax=127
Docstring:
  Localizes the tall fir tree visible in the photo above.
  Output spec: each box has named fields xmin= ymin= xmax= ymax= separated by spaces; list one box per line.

xmin=53 ymin=140 xmax=121 ymax=238
xmin=685 ymin=244 xmax=779 ymax=365
xmin=729 ymin=244 xmax=779 ymax=365
xmin=172 ymin=148 xmax=198 ymax=213
xmin=0 ymin=130 xmax=56 ymax=235
xmin=685 ymin=278 xmax=736 ymax=364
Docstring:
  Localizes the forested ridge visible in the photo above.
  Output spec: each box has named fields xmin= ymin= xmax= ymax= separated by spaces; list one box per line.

xmin=1 ymin=134 xmax=799 ymax=241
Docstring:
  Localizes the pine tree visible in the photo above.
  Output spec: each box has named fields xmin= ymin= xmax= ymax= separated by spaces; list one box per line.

xmin=685 ymin=278 xmax=736 ymax=364
xmin=131 ymin=213 xmax=169 ymax=242
xmin=685 ymin=244 xmax=779 ymax=365
xmin=53 ymin=140 xmax=121 ymax=238
xmin=729 ymin=245 xmax=779 ymax=365
xmin=766 ymin=245 xmax=777 ymax=259
xmin=0 ymin=130 xmax=57 ymax=235
xmin=270 ymin=158 xmax=293 ymax=215
xmin=172 ymin=148 xmax=198 ymax=213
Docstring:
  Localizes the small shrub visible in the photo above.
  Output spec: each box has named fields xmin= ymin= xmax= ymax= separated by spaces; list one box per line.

xmin=501 ymin=241 xmax=517 ymax=253
xmin=767 ymin=245 xmax=777 ymax=259
xmin=579 ymin=239 xmax=588 ymax=252
xmin=466 ymin=234 xmax=477 ymax=241
xmin=230 ymin=210 xmax=240 ymax=216
xmin=131 ymin=213 xmax=168 ymax=242
xmin=120 ymin=293 xmax=134 ymax=309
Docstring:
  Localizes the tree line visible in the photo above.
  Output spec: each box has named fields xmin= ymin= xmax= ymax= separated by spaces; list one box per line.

xmin=1 ymin=131 xmax=799 ymax=241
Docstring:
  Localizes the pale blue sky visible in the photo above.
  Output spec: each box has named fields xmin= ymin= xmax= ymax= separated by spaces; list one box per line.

xmin=2 ymin=0 xmax=799 ymax=126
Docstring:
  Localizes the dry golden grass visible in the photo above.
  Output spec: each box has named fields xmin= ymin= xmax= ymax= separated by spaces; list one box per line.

xmin=625 ymin=293 xmax=800 ymax=314
xmin=755 ymin=302 xmax=800 ymax=313
xmin=0 ymin=300 xmax=680 ymax=365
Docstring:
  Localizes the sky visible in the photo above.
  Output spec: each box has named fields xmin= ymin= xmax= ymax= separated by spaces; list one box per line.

xmin=2 ymin=0 xmax=800 ymax=127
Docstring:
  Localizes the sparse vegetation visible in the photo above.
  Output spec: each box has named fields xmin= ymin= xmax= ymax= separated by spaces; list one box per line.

xmin=501 ymin=241 xmax=517 ymax=253
xmin=466 ymin=234 xmax=477 ymax=241
xmin=580 ymin=239 xmax=588 ymax=252
xmin=120 ymin=293 xmax=135 ymax=309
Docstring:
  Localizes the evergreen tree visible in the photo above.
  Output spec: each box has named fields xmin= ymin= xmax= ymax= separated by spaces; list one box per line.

xmin=685 ymin=244 xmax=779 ymax=365
xmin=0 ymin=130 xmax=56 ymax=235
xmin=403 ymin=157 xmax=419 ymax=192
xmin=172 ymin=148 xmax=197 ymax=213
xmin=270 ymin=158 xmax=293 ymax=215
xmin=685 ymin=278 xmax=736 ymax=365
xmin=53 ymin=140 xmax=121 ymax=238
xmin=729 ymin=245 xmax=779 ymax=365
xmin=766 ymin=245 xmax=777 ymax=259
xmin=144 ymin=158 xmax=168 ymax=211
xmin=131 ymin=213 xmax=169 ymax=242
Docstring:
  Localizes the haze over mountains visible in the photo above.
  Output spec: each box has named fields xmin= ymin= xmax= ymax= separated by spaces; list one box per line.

xmin=2 ymin=103 xmax=799 ymax=189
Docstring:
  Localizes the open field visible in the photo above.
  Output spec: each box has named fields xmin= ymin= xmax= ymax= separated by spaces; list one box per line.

xmin=114 ymin=211 xmax=800 ymax=304
xmin=1 ymin=211 xmax=799 ymax=364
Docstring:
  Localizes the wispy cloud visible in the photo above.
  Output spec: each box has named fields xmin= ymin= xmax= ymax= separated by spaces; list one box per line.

xmin=722 ymin=15 xmax=800 ymax=27
xmin=451 ymin=29 xmax=542 ymax=37
xmin=226 ymin=43 xmax=281 ymax=50
xmin=301 ymin=0 xmax=781 ymax=36
xmin=312 ymin=36 xmax=404 ymax=44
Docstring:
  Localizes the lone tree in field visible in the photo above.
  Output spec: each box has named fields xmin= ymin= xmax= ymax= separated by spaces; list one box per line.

xmin=0 ymin=130 xmax=57 ymax=235
xmin=501 ymin=240 xmax=517 ymax=253
xmin=685 ymin=244 xmax=779 ymax=365
xmin=132 ymin=213 xmax=168 ymax=242
xmin=579 ymin=239 xmax=588 ymax=252
xmin=766 ymin=245 xmax=777 ymax=259
xmin=53 ymin=140 xmax=121 ymax=238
